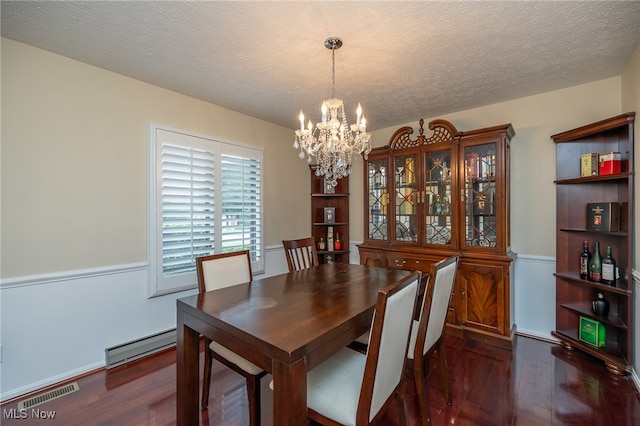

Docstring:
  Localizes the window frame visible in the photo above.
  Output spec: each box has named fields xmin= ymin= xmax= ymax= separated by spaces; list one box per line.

xmin=147 ymin=123 xmax=264 ymax=297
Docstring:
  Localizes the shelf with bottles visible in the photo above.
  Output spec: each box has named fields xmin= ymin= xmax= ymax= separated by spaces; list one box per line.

xmin=554 ymin=272 xmax=631 ymax=294
xmin=559 ymin=228 xmax=629 ymax=237
xmin=558 ymin=302 xmax=628 ymax=330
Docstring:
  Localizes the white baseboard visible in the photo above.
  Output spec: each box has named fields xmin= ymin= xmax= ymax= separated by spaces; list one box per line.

xmin=1 ymin=362 xmax=104 ymax=402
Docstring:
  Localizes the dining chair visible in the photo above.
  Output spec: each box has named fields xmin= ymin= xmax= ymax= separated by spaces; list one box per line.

xmin=282 ymin=236 xmax=319 ymax=272
xmin=196 ymin=250 xmax=267 ymax=426
xmin=407 ymin=255 xmax=458 ymax=426
xmin=305 ymin=270 xmax=421 ymax=426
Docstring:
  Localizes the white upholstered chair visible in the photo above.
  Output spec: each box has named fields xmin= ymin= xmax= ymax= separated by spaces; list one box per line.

xmin=305 ymin=270 xmax=421 ymax=426
xmin=407 ymin=256 xmax=458 ymax=426
xmin=282 ymin=237 xmax=319 ymax=272
xmin=196 ymin=250 xmax=266 ymax=426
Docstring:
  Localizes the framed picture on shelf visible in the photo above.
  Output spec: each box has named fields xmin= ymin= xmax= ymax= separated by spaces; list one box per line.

xmin=324 ymin=207 xmax=336 ymax=224
xmin=323 ymin=179 xmax=335 ymax=194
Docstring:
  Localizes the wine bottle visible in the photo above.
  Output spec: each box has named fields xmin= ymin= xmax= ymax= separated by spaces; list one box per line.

xmin=334 ymin=231 xmax=342 ymax=251
xmin=580 ymin=240 xmax=591 ymax=280
xmin=589 ymin=241 xmax=602 ymax=282
xmin=602 ymin=245 xmax=617 ymax=286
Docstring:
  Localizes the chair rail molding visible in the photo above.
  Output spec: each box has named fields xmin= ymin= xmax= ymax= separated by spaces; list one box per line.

xmin=0 ymin=262 xmax=148 ymax=290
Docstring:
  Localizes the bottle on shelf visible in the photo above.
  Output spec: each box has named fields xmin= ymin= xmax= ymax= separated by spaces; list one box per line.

xmin=592 ymin=292 xmax=610 ymax=316
xmin=443 ymin=195 xmax=450 ymax=215
xmin=334 ymin=232 xmax=342 ymax=250
xmin=580 ymin=240 xmax=591 ymax=280
xmin=434 ymin=196 xmax=442 ymax=215
xmin=318 ymin=237 xmax=326 ymax=251
xmin=589 ymin=241 xmax=602 ymax=282
xmin=601 ymin=245 xmax=617 ymax=286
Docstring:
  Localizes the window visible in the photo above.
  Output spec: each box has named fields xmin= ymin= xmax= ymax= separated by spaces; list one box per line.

xmin=148 ymin=124 xmax=263 ymax=296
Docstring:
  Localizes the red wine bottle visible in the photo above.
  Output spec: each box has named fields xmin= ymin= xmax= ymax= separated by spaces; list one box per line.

xmin=601 ymin=245 xmax=617 ymax=286
xmin=580 ymin=240 xmax=591 ymax=280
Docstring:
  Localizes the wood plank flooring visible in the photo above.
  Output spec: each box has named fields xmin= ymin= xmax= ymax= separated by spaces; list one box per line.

xmin=2 ymin=335 xmax=639 ymax=425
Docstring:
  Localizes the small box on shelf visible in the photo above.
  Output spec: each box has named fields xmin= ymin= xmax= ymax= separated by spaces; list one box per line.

xmin=581 ymin=153 xmax=599 ymax=177
xmin=579 ymin=316 xmax=606 ymax=348
xmin=598 ymin=152 xmax=621 ymax=175
xmin=586 ymin=202 xmax=619 ymax=232
xmin=323 ymin=207 xmax=335 ymax=223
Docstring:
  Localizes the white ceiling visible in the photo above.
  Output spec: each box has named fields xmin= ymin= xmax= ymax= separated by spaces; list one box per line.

xmin=2 ymin=1 xmax=640 ymax=131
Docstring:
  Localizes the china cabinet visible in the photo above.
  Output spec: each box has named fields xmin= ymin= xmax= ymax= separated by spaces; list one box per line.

xmin=551 ymin=112 xmax=635 ymax=375
xmin=358 ymin=119 xmax=516 ymax=349
xmin=310 ymin=165 xmax=350 ymax=264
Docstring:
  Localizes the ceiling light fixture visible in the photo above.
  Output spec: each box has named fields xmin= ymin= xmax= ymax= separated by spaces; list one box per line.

xmin=293 ymin=37 xmax=371 ymax=186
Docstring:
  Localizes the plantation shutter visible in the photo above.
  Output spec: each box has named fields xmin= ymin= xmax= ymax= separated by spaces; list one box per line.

xmin=220 ymin=152 xmax=262 ymax=264
xmin=161 ymin=144 xmax=215 ymax=276
xmin=149 ymin=125 xmax=263 ymax=296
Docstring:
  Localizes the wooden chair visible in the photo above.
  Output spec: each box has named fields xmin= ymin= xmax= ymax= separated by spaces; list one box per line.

xmin=305 ymin=271 xmax=421 ymax=425
xmin=407 ymin=256 xmax=459 ymax=426
xmin=196 ymin=250 xmax=267 ymax=426
xmin=282 ymin=237 xmax=319 ymax=272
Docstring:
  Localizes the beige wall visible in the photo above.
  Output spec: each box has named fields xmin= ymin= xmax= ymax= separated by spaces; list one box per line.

xmin=622 ymin=42 xmax=640 ymax=271
xmin=1 ymin=38 xmax=310 ymax=278
xmin=621 ymin=41 xmax=640 ymax=374
xmin=352 ymin=78 xmax=623 ymax=257
xmin=1 ymin=37 xmax=634 ymax=276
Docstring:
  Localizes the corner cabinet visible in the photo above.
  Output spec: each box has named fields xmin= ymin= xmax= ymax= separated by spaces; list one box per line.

xmin=358 ymin=119 xmax=516 ymax=349
xmin=551 ymin=112 xmax=635 ymax=375
xmin=310 ymin=165 xmax=350 ymax=264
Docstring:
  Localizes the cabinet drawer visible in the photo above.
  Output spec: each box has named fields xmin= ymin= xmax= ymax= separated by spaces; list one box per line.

xmin=386 ymin=255 xmax=432 ymax=272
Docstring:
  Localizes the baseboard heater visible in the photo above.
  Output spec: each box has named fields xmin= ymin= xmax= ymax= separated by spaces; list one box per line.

xmin=105 ymin=328 xmax=176 ymax=369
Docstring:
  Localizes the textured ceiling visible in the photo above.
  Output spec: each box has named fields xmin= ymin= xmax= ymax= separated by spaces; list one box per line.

xmin=2 ymin=1 xmax=640 ymax=131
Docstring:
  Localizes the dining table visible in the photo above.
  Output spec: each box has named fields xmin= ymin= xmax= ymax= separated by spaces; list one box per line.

xmin=176 ymin=262 xmax=412 ymax=426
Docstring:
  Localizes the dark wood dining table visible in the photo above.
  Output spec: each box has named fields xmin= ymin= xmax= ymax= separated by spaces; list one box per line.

xmin=176 ymin=262 xmax=411 ymax=426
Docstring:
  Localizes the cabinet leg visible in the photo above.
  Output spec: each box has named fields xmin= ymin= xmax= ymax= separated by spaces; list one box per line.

xmin=560 ymin=341 xmax=574 ymax=352
xmin=605 ymin=362 xmax=627 ymax=376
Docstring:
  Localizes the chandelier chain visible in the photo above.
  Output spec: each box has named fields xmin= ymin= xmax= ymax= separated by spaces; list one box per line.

xmin=331 ymin=47 xmax=336 ymax=99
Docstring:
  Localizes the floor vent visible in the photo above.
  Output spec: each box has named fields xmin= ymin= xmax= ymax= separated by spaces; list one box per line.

xmin=18 ymin=382 xmax=79 ymax=410
xmin=105 ymin=328 xmax=176 ymax=369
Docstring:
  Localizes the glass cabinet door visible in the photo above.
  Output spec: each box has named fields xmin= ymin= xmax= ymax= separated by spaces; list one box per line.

xmin=367 ymin=158 xmax=389 ymax=241
xmin=393 ymin=154 xmax=418 ymax=242
xmin=464 ymin=143 xmax=497 ymax=247
xmin=423 ymin=149 xmax=453 ymax=246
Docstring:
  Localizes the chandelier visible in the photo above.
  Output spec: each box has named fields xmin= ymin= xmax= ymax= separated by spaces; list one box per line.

xmin=293 ymin=37 xmax=372 ymax=186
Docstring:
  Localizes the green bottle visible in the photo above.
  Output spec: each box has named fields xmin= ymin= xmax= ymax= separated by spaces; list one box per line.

xmin=589 ymin=241 xmax=602 ymax=282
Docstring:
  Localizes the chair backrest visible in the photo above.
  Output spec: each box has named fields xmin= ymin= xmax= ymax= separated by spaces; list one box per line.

xmin=282 ymin=237 xmax=319 ymax=272
xmin=196 ymin=250 xmax=253 ymax=293
xmin=414 ymin=256 xmax=458 ymax=359
xmin=357 ymin=271 xmax=420 ymax=424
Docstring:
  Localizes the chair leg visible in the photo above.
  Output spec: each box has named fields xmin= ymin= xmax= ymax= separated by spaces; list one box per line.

xmin=437 ymin=338 xmax=452 ymax=405
xmin=246 ymin=375 xmax=261 ymax=426
xmin=414 ymin=358 xmax=431 ymax=426
xmin=201 ymin=348 xmax=213 ymax=409
xmin=395 ymin=383 xmax=409 ymax=426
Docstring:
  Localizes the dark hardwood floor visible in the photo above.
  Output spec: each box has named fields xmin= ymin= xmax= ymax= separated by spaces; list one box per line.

xmin=2 ymin=335 xmax=639 ymax=425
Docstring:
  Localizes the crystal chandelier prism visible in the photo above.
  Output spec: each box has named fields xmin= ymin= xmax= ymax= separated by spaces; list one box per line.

xmin=293 ymin=37 xmax=372 ymax=186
